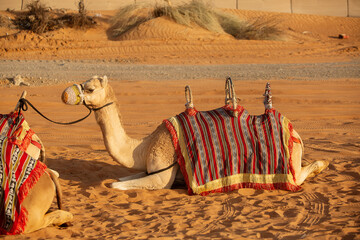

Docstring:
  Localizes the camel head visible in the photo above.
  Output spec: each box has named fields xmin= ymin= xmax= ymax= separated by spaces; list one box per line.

xmin=62 ymin=75 xmax=114 ymax=109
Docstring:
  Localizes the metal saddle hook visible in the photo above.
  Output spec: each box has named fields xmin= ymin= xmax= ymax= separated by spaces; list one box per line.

xmin=225 ymin=77 xmax=239 ymax=117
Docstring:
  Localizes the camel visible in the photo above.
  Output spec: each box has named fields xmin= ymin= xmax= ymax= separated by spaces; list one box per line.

xmin=1 ymin=92 xmax=73 ymax=235
xmin=61 ymin=75 xmax=328 ymax=192
xmin=19 ymin=168 xmax=73 ymax=234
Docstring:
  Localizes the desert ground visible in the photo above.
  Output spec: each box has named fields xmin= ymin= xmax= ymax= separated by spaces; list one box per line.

xmin=0 ymin=6 xmax=359 ymax=240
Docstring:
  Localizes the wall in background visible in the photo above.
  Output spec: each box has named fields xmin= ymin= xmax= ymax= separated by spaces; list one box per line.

xmin=0 ymin=0 xmax=359 ymax=17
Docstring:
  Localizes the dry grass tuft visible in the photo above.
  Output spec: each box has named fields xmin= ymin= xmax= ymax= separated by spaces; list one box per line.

xmin=216 ymin=12 xmax=282 ymax=40
xmin=110 ymin=3 xmax=152 ymax=38
xmin=111 ymin=0 xmax=282 ymax=40
xmin=153 ymin=1 xmax=223 ymax=33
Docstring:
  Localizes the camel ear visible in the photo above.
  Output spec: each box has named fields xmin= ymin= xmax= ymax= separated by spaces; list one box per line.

xmin=100 ymin=75 xmax=108 ymax=87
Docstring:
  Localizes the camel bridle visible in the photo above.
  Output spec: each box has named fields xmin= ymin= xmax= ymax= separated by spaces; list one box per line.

xmin=78 ymin=83 xmax=114 ymax=112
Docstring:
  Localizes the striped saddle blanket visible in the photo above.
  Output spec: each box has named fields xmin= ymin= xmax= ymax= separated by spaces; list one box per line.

xmin=164 ymin=106 xmax=300 ymax=195
xmin=0 ymin=113 xmax=46 ymax=235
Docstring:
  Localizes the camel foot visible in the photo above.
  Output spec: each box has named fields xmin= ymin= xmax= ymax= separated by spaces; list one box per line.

xmin=308 ymin=160 xmax=329 ymax=178
xmin=111 ymin=181 xmax=130 ymax=190
xmin=111 ymin=167 xmax=177 ymax=190
xmin=24 ymin=210 xmax=73 ymax=233
xmin=46 ymin=210 xmax=73 ymax=226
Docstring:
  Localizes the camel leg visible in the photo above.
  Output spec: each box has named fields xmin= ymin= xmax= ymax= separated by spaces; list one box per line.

xmin=111 ymin=165 xmax=178 ymax=190
xmin=295 ymin=160 xmax=329 ymax=185
xmin=291 ymin=130 xmax=329 ymax=185
xmin=118 ymin=172 xmax=147 ymax=181
xmin=24 ymin=210 xmax=73 ymax=233
xmin=22 ymin=174 xmax=73 ymax=233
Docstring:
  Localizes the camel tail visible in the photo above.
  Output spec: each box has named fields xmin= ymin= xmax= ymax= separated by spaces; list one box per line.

xmin=46 ymin=169 xmax=62 ymax=210
xmin=38 ymin=138 xmax=46 ymax=164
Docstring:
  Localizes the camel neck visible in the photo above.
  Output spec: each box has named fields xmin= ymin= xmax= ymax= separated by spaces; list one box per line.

xmin=94 ymin=103 xmax=145 ymax=170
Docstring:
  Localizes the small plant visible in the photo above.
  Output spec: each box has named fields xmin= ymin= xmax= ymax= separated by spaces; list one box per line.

xmin=62 ymin=0 xmax=96 ymax=29
xmin=13 ymin=0 xmax=59 ymax=34
xmin=13 ymin=0 xmax=95 ymax=34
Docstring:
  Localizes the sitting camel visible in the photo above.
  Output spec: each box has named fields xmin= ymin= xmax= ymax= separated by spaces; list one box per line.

xmin=62 ymin=76 xmax=328 ymax=194
xmin=0 ymin=93 xmax=73 ymax=235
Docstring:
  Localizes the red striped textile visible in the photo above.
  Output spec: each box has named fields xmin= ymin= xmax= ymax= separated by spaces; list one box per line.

xmin=0 ymin=113 xmax=47 ymax=235
xmin=165 ymin=105 xmax=300 ymax=195
xmin=0 ymin=112 xmax=40 ymax=152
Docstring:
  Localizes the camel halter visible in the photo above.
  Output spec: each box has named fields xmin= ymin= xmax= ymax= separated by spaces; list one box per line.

xmin=78 ymin=84 xmax=114 ymax=112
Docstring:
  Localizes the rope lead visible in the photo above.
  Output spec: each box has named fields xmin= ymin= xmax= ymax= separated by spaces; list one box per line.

xmin=16 ymin=98 xmax=112 ymax=125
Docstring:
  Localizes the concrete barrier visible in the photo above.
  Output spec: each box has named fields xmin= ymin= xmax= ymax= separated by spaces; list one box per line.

xmin=235 ymin=0 xmax=291 ymax=13
xmin=292 ymin=0 xmax=348 ymax=17
xmin=0 ymin=0 xmax=359 ymax=17
xmin=349 ymin=0 xmax=360 ymax=17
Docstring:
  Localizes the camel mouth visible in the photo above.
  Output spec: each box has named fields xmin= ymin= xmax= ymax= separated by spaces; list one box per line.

xmin=62 ymin=84 xmax=84 ymax=105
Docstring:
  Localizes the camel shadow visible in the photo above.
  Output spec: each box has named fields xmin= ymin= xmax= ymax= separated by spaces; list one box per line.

xmin=45 ymin=155 xmax=186 ymax=191
xmin=46 ymin=155 xmax=134 ymax=189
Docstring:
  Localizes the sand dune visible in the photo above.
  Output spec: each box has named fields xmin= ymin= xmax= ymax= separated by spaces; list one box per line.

xmin=0 ymin=9 xmax=359 ymax=63
xmin=0 ymin=7 xmax=359 ymax=240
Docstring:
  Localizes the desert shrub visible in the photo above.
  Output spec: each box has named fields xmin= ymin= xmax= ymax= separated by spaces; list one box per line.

xmin=61 ymin=0 xmax=96 ymax=29
xmin=216 ymin=12 xmax=281 ymax=40
xmin=13 ymin=0 xmax=59 ymax=34
xmin=245 ymin=16 xmax=282 ymax=40
xmin=111 ymin=0 xmax=282 ymax=40
xmin=13 ymin=0 xmax=95 ymax=34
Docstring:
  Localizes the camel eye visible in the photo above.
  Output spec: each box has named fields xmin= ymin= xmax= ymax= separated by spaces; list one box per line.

xmin=85 ymin=89 xmax=94 ymax=93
